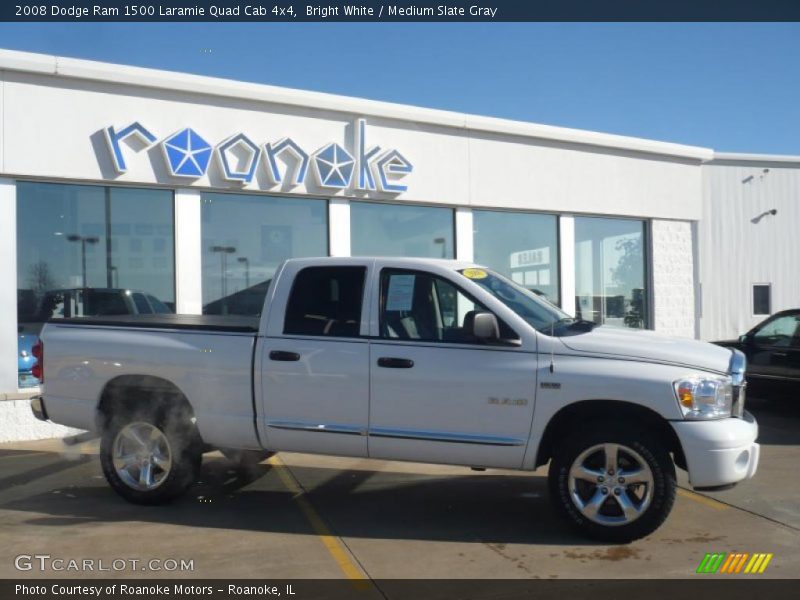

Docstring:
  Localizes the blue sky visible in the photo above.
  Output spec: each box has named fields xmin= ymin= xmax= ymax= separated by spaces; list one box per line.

xmin=0 ymin=23 xmax=798 ymax=153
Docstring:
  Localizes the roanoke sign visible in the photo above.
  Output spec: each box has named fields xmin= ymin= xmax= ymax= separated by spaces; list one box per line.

xmin=102 ymin=118 xmax=413 ymax=193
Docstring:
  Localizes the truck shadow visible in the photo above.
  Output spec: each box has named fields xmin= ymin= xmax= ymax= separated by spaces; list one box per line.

xmin=748 ymin=396 xmax=800 ymax=445
xmin=5 ymin=455 xmax=599 ymax=546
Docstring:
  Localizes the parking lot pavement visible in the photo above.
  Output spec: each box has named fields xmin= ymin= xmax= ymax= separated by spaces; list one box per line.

xmin=0 ymin=401 xmax=797 ymax=581
xmin=677 ymin=397 xmax=800 ymax=530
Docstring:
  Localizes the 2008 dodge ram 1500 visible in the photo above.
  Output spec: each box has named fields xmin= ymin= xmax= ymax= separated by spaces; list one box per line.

xmin=30 ymin=257 xmax=759 ymax=542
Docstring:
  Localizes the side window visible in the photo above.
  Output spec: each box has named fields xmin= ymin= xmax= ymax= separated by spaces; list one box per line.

xmin=379 ymin=269 xmax=517 ymax=343
xmin=283 ymin=267 xmax=366 ymax=338
xmin=753 ymin=315 xmax=799 ymax=347
xmin=132 ymin=293 xmax=153 ymax=314
xmin=87 ymin=291 xmax=129 ymax=316
xmin=146 ymin=295 xmax=172 ymax=314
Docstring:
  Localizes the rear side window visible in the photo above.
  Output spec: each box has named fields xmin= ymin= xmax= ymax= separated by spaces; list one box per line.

xmin=284 ymin=267 xmax=366 ymax=338
xmin=147 ymin=295 xmax=172 ymax=314
xmin=86 ymin=290 xmax=128 ymax=316
xmin=132 ymin=293 xmax=153 ymax=314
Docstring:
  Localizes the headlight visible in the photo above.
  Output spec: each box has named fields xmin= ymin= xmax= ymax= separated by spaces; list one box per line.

xmin=674 ymin=375 xmax=733 ymax=419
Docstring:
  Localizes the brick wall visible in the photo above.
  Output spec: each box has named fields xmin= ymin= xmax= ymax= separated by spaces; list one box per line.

xmin=651 ymin=219 xmax=696 ymax=338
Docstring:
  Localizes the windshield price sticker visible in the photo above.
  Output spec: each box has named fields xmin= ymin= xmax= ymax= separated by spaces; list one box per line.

xmin=462 ymin=268 xmax=488 ymax=280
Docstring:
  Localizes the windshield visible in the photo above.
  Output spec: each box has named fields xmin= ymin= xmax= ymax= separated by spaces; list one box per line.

xmin=458 ymin=267 xmax=573 ymax=333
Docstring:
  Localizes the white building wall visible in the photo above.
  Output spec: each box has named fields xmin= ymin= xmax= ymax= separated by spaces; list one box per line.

xmin=651 ymin=219 xmax=696 ymax=338
xmin=699 ymin=158 xmax=800 ymax=341
xmin=0 ymin=50 xmax=710 ymax=222
xmin=0 ymin=49 xmax=713 ymax=442
xmin=0 ymin=180 xmax=18 ymax=394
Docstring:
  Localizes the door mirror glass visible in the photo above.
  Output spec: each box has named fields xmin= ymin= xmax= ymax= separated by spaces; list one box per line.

xmin=738 ymin=334 xmax=750 ymax=345
xmin=472 ymin=312 xmax=500 ymax=341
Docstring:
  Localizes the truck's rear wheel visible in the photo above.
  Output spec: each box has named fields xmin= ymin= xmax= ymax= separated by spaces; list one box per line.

xmin=548 ymin=424 xmax=676 ymax=543
xmin=100 ymin=412 xmax=201 ymax=505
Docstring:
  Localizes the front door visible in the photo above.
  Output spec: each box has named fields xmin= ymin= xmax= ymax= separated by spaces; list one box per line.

xmin=260 ymin=264 xmax=370 ymax=457
xmin=368 ymin=268 xmax=537 ymax=469
xmin=747 ymin=313 xmax=800 ymax=382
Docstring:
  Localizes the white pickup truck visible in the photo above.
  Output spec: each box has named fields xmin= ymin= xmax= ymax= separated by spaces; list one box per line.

xmin=30 ymin=257 xmax=759 ymax=542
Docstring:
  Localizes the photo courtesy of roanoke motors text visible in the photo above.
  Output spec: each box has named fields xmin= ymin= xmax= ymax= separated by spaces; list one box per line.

xmin=0 ymin=1 xmax=799 ymax=598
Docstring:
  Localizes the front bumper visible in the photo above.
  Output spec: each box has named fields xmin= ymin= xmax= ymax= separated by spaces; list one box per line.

xmin=671 ymin=410 xmax=759 ymax=489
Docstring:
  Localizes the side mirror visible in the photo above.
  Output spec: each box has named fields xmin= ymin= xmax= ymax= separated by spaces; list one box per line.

xmin=739 ymin=333 xmax=752 ymax=345
xmin=472 ymin=312 xmax=500 ymax=341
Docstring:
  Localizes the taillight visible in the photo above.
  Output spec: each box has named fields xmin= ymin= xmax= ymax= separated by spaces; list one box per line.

xmin=31 ymin=340 xmax=43 ymax=383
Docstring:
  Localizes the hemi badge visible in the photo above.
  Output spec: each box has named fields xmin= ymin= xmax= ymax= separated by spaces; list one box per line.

xmin=540 ymin=382 xmax=561 ymax=390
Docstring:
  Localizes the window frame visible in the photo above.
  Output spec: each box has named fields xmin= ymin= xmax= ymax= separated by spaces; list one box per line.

xmin=16 ymin=180 xmax=177 ymax=323
xmin=199 ymin=190 xmax=329 ymax=316
xmin=472 ymin=207 xmax=562 ymax=306
xmin=282 ymin=265 xmax=368 ymax=339
xmin=752 ymin=283 xmax=772 ymax=317
xmin=573 ymin=215 xmax=651 ymax=330
xmin=350 ymin=201 xmax=456 ymax=259
xmin=377 ymin=267 xmax=519 ymax=346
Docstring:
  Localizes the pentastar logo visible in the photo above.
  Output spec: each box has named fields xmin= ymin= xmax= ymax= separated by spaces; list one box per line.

xmin=102 ymin=118 xmax=412 ymax=193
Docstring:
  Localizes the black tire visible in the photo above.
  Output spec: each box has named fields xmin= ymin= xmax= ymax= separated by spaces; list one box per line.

xmin=100 ymin=407 xmax=202 ymax=505
xmin=548 ymin=422 xmax=676 ymax=543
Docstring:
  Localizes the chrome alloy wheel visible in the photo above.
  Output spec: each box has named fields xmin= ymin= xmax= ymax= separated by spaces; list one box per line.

xmin=567 ymin=443 xmax=654 ymax=526
xmin=112 ymin=422 xmax=173 ymax=491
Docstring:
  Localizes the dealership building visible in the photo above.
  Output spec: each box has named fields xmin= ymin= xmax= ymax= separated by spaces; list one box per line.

xmin=0 ymin=49 xmax=797 ymax=441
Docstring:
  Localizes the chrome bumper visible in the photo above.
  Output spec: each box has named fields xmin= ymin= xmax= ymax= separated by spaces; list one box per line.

xmin=30 ymin=396 xmax=48 ymax=421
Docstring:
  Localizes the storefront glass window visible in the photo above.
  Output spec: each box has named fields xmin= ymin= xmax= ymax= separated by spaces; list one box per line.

xmin=350 ymin=202 xmax=454 ymax=258
xmin=473 ymin=210 xmax=560 ymax=305
xmin=201 ymin=193 xmax=328 ymax=315
xmin=574 ymin=217 xmax=648 ymax=329
xmin=16 ymin=182 xmax=175 ymax=387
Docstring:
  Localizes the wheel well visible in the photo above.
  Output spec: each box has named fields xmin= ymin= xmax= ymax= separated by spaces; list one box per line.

xmin=96 ymin=375 xmax=195 ymax=432
xmin=535 ymin=400 xmax=686 ymax=470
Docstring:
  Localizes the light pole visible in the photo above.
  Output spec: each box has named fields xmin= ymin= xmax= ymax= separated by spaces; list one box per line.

xmin=237 ymin=257 xmax=250 ymax=288
xmin=66 ymin=234 xmax=100 ymax=288
xmin=433 ymin=237 xmax=447 ymax=258
xmin=211 ymin=245 xmax=236 ymax=314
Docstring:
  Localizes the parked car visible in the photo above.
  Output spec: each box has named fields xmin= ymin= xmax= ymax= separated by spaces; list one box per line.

xmin=17 ymin=288 xmax=172 ymax=389
xmin=715 ymin=309 xmax=800 ymax=397
xmin=18 ymin=327 xmax=39 ymax=388
xmin=30 ymin=258 xmax=758 ymax=542
xmin=39 ymin=287 xmax=172 ymax=320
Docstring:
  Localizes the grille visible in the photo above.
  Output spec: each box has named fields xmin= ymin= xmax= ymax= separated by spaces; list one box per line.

xmin=729 ymin=349 xmax=747 ymax=419
xmin=732 ymin=383 xmax=746 ymax=418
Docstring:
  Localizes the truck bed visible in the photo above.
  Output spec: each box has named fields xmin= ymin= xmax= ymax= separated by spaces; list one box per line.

xmin=52 ymin=314 xmax=260 ymax=333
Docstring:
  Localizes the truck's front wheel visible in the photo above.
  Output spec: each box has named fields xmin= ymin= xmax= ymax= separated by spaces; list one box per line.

xmin=548 ymin=424 xmax=676 ymax=543
xmin=100 ymin=413 xmax=201 ymax=505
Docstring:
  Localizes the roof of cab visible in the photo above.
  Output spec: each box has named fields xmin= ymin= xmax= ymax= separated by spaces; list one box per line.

xmin=281 ymin=256 xmax=481 ymax=270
